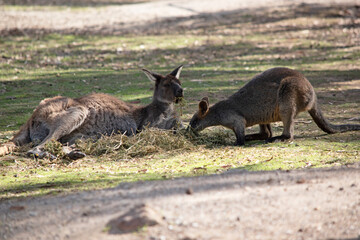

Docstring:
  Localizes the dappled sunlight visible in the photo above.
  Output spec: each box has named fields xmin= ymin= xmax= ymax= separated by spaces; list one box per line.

xmin=1 ymin=1 xmax=359 ymax=201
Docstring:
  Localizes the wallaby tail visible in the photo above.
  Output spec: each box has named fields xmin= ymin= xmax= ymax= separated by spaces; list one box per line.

xmin=308 ymin=102 xmax=360 ymax=134
xmin=0 ymin=142 xmax=17 ymax=156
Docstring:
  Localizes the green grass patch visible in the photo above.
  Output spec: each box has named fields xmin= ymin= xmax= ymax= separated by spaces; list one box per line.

xmin=1 ymin=3 xmax=359 ymax=199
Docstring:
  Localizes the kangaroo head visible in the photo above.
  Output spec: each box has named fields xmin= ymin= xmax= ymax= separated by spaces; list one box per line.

xmin=188 ymin=96 xmax=210 ymax=133
xmin=142 ymin=65 xmax=184 ymax=104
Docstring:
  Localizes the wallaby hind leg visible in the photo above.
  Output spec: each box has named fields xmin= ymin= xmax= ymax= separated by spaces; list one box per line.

xmin=267 ymin=82 xmax=298 ymax=143
xmin=267 ymin=110 xmax=296 ymax=143
xmin=245 ymin=124 xmax=272 ymax=141
xmin=27 ymin=106 xmax=88 ymax=159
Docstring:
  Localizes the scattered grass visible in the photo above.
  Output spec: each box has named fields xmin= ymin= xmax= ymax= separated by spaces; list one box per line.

xmin=0 ymin=3 xmax=359 ymax=199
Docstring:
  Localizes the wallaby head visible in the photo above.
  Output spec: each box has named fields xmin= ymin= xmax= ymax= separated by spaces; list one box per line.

xmin=188 ymin=96 xmax=211 ymax=134
xmin=142 ymin=65 xmax=184 ymax=104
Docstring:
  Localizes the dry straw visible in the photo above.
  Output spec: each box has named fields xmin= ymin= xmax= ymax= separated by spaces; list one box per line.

xmin=75 ymin=127 xmax=196 ymax=159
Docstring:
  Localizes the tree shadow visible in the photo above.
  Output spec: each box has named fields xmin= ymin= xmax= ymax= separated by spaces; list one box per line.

xmin=1 ymin=2 xmax=359 ymax=36
xmin=1 ymin=0 xmax=148 ymax=7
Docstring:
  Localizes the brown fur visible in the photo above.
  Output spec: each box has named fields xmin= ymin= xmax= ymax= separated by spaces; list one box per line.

xmin=189 ymin=67 xmax=360 ymax=145
xmin=0 ymin=66 xmax=184 ymax=159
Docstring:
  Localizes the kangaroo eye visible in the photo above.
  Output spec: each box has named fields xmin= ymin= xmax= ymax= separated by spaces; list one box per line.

xmin=164 ymin=83 xmax=171 ymax=87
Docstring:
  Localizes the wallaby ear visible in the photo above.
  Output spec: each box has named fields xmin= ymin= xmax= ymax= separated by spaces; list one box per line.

xmin=199 ymin=97 xmax=209 ymax=118
xmin=201 ymin=96 xmax=209 ymax=105
xmin=142 ymin=69 xmax=162 ymax=82
xmin=169 ymin=65 xmax=183 ymax=79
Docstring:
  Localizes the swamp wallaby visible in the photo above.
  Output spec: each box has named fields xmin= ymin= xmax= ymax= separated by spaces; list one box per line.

xmin=188 ymin=67 xmax=360 ymax=145
xmin=0 ymin=66 xmax=184 ymax=159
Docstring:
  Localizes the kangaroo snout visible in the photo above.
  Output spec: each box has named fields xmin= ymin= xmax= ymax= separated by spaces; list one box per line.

xmin=175 ymin=88 xmax=183 ymax=98
xmin=175 ymin=87 xmax=184 ymax=103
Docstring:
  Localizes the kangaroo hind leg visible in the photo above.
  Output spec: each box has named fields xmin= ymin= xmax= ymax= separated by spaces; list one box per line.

xmin=27 ymin=106 xmax=89 ymax=159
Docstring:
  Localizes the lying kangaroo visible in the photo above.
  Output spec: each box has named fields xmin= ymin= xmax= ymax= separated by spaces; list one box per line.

xmin=188 ymin=67 xmax=360 ymax=145
xmin=0 ymin=66 xmax=184 ymax=159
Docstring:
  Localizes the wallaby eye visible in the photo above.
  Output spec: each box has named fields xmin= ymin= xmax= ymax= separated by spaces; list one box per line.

xmin=164 ymin=83 xmax=171 ymax=87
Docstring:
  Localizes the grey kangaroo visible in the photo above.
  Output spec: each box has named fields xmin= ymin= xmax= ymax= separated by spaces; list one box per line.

xmin=0 ymin=66 xmax=184 ymax=159
xmin=188 ymin=67 xmax=360 ymax=145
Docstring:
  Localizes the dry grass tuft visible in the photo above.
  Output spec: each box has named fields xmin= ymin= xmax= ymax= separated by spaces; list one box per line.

xmin=76 ymin=128 xmax=196 ymax=158
xmin=44 ymin=140 xmax=66 ymax=158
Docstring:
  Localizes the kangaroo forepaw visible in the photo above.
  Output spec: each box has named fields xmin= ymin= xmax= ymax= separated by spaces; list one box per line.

xmin=27 ymin=149 xmax=56 ymax=160
xmin=66 ymin=150 xmax=86 ymax=160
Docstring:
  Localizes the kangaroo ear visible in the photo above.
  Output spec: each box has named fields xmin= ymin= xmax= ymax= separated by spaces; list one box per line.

xmin=169 ymin=65 xmax=183 ymax=79
xmin=199 ymin=97 xmax=209 ymax=118
xmin=142 ymin=69 xmax=162 ymax=82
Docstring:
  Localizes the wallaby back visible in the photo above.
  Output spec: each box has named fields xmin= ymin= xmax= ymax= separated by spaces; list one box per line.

xmin=189 ymin=67 xmax=360 ymax=145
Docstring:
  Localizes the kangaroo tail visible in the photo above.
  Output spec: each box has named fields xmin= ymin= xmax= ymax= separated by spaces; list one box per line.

xmin=0 ymin=142 xmax=17 ymax=156
xmin=308 ymin=101 xmax=360 ymax=133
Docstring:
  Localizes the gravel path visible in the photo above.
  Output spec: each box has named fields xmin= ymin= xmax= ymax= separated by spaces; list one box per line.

xmin=1 ymin=0 xmax=359 ymax=35
xmin=1 ymin=163 xmax=359 ymax=239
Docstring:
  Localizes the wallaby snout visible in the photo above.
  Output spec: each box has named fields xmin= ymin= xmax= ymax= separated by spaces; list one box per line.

xmin=186 ymin=125 xmax=199 ymax=136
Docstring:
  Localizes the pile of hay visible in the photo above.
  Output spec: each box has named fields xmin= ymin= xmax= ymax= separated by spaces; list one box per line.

xmin=38 ymin=127 xmax=235 ymax=160
xmin=75 ymin=128 xmax=195 ymax=159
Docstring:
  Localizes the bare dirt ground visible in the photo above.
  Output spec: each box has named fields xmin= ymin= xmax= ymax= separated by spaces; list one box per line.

xmin=1 ymin=0 xmax=359 ymax=36
xmin=1 ymin=163 xmax=360 ymax=240
xmin=1 ymin=0 xmax=360 ymax=239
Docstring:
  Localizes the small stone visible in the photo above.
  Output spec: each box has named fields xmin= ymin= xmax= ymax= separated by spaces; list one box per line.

xmin=296 ymin=178 xmax=306 ymax=184
xmin=29 ymin=211 xmax=37 ymax=217
xmin=185 ymin=188 xmax=193 ymax=195
xmin=106 ymin=204 xmax=164 ymax=234
xmin=191 ymin=222 xmax=199 ymax=228
xmin=9 ymin=206 xmax=25 ymax=211
xmin=182 ymin=237 xmax=196 ymax=240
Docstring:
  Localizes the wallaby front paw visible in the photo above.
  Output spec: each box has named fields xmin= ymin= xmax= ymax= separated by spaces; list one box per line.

xmin=234 ymin=141 xmax=245 ymax=146
xmin=266 ymin=136 xmax=292 ymax=143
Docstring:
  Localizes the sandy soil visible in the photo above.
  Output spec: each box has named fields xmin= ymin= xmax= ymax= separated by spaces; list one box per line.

xmin=1 ymin=163 xmax=359 ymax=240
xmin=1 ymin=0 xmax=360 ymax=239
xmin=1 ymin=0 xmax=359 ymax=35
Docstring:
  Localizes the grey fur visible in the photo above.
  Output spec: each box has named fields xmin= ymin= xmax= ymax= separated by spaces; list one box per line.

xmin=0 ymin=66 xmax=184 ymax=159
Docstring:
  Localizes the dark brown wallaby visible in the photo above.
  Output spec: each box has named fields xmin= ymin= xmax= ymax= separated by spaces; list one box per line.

xmin=0 ymin=66 xmax=184 ymax=159
xmin=188 ymin=67 xmax=360 ymax=145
